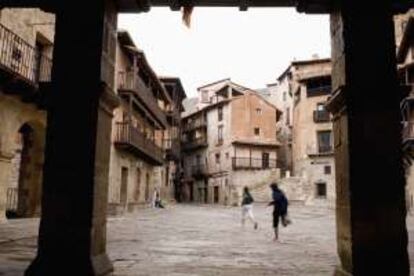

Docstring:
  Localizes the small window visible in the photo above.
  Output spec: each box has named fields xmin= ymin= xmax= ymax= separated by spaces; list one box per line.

xmin=316 ymin=182 xmax=327 ymax=198
xmin=215 ymin=153 xmax=221 ymax=164
xmin=254 ymin=128 xmax=260 ymax=136
xmin=218 ymin=106 xmax=223 ymax=121
xmin=317 ymin=103 xmax=325 ymax=111
xmin=286 ymin=107 xmax=290 ymax=125
xmin=324 ymin=165 xmax=331 ymax=175
xmin=256 ymin=108 xmax=262 ymax=115
xmin=225 ymin=152 xmax=230 ymax=159
xmin=218 ymin=126 xmax=224 ymax=144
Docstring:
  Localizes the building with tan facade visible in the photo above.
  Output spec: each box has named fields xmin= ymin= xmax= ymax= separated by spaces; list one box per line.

xmin=270 ymin=58 xmax=335 ymax=206
xmin=107 ymin=31 xmax=186 ymax=215
xmin=0 ymin=8 xmax=54 ymax=221
xmin=181 ymin=79 xmax=282 ymax=205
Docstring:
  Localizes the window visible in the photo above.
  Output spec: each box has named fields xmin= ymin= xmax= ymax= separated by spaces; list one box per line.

xmin=316 ymin=182 xmax=327 ymax=198
xmin=262 ymin=152 xmax=270 ymax=168
xmin=215 ymin=153 xmax=221 ymax=164
xmin=286 ymin=107 xmax=290 ymax=125
xmin=254 ymin=127 xmax=261 ymax=136
xmin=317 ymin=103 xmax=325 ymax=111
xmin=218 ymin=106 xmax=223 ymax=121
xmin=324 ymin=165 xmax=332 ymax=175
xmin=256 ymin=108 xmax=262 ymax=115
xmin=218 ymin=126 xmax=224 ymax=144
xmin=225 ymin=152 xmax=230 ymax=159
xmin=317 ymin=130 xmax=332 ymax=153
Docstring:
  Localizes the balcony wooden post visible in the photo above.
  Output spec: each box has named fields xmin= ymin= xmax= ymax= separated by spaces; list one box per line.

xmin=25 ymin=1 xmax=119 ymax=275
xmin=327 ymin=2 xmax=409 ymax=275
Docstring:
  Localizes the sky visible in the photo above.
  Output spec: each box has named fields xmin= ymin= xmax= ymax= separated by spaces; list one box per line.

xmin=119 ymin=8 xmax=331 ymax=98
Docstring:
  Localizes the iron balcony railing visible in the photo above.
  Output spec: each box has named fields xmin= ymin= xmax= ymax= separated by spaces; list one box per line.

xmin=232 ymin=157 xmax=278 ymax=170
xmin=114 ymin=122 xmax=164 ymax=165
xmin=0 ymin=23 xmax=52 ymax=85
xmin=118 ymin=71 xmax=167 ymax=126
xmin=182 ymin=136 xmax=208 ymax=151
xmin=317 ymin=145 xmax=333 ymax=154
xmin=313 ymin=110 xmax=330 ymax=123
xmin=6 ymin=187 xmax=18 ymax=212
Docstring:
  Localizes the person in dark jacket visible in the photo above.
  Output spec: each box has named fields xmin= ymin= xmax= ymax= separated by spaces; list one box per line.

xmin=268 ymin=183 xmax=290 ymax=241
xmin=241 ymin=187 xmax=258 ymax=230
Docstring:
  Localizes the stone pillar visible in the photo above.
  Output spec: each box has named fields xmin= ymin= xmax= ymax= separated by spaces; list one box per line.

xmin=0 ymin=150 xmax=14 ymax=222
xmin=25 ymin=0 xmax=118 ymax=275
xmin=327 ymin=2 xmax=409 ymax=275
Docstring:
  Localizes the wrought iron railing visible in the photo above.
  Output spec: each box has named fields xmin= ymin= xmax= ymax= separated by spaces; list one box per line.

xmin=232 ymin=157 xmax=278 ymax=170
xmin=6 ymin=187 xmax=18 ymax=212
xmin=0 ymin=23 xmax=52 ymax=84
xmin=115 ymin=122 xmax=164 ymax=164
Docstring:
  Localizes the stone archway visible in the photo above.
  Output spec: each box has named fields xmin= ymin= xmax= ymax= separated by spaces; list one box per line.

xmin=6 ymin=121 xmax=46 ymax=219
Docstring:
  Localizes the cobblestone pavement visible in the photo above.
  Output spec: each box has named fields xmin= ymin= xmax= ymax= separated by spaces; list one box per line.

xmin=0 ymin=204 xmax=413 ymax=276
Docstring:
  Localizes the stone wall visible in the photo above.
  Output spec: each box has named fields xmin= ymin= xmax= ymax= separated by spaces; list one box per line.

xmin=232 ymin=168 xmax=280 ymax=205
xmin=0 ymin=93 xmax=46 ymax=220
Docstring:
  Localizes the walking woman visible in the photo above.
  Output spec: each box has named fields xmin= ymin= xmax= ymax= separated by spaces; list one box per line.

xmin=241 ymin=186 xmax=258 ymax=230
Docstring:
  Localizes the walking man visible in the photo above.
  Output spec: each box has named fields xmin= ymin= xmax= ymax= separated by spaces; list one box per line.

xmin=241 ymin=186 xmax=258 ymax=230
xmin=268 ymin=183 xmax=289 ymax=241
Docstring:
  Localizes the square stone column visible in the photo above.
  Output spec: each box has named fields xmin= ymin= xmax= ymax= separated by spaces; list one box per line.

xmin=327 ymin=2 xmax=410 ymax=275
xmin=25 ymin=0 xmax=119 ymax=275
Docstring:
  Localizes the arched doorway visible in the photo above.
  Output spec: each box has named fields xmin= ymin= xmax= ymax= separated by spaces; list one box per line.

xmin=6 ymin=122 xmax=46 ymax=219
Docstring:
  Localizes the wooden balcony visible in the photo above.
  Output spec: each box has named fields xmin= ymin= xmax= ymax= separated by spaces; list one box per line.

xmin=164 ymin=138 xmax=181 ymax=161
xmin=118 ymin=71 xmax=167 ymax=128
xmin=232 ymin=157 xmax=278 ymax=170
xmin=0 ymin=23 xmax=52 ymax=98
xmin=191 ymin=164 xmax=209 ymax=178
xmin=114 ymin=122 xmax=164 ymax=165
xmin=182 ymin=118 xmax=207 ymax=132
xmin=182 ymin=137 xmax=208 ymax=151
xmin=313 ymin=110 xmax=330 ymax=123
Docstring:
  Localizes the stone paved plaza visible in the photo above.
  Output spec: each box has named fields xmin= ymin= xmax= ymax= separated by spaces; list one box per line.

xmin=0 ymin=204 xmax=413 ymax=276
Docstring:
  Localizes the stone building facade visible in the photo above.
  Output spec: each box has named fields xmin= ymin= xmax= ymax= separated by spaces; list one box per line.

xmin=107 ymin=31 xmax=184 ymax=215
xmin=270 ymin=59 xmax=336 ymax=206
xmin=181 ymin=79 xmax=281 ymax=205
xmin=0 ymin=8 xmax=54 ymax=221
xmin=0 ymin=11 xmax=186 ymax=220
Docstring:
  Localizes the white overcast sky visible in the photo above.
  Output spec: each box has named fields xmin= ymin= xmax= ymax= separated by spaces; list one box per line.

xmin=119 ymin=8 xmax=331 ymax=98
